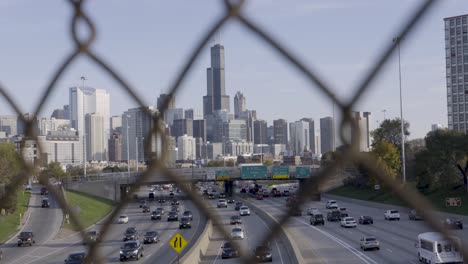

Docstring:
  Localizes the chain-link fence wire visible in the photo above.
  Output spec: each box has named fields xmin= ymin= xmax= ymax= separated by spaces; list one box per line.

xmin=1 ymin=0 xmax=467 ymax=263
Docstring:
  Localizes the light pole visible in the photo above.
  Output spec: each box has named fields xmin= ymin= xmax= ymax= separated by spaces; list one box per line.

xmin=80 ymin=76 xmax=87 ymax=178
xmin=332 ymin=95 xmax=336 ymax=151
xmin=382 ymin=109 xmax=387 ymax=120
xmin=135 ymin=137 xmax=139 ymax=172
xmin=126 ymin=114 xmax=130 ymax=177
xmin=141 ymin=137 xmax=145 ymax=166
xmin=393 ymin=36 xmax=406 ymax=184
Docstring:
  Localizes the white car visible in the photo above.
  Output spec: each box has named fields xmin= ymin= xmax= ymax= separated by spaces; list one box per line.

xmin=231 ymin=227 xmax=244 ymax=240
xmin=360 ymin=236 xmax=380 ymax=251
xmin=384 ymin=210 xmax=400 ymax=221
xmin=217 ymin=199 xmax=228 ymax=208
xmin=340 ymin=217 xmax=357 ymax=228
xmin=326 ymin=200 xmax=338 ymax=209
xmin=239 ymin=206 xmax=250 ymax=216
xmin=118 ymin=215 xmax=129 ymax=224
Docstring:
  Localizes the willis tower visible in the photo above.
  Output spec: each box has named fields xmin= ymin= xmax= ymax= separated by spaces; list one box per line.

xmin=203 ymin=44 xmax=230 ymax=117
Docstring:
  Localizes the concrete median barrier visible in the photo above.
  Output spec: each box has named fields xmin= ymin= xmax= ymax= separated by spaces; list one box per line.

xmin=180 ymin=219 xmax=212 ymax=264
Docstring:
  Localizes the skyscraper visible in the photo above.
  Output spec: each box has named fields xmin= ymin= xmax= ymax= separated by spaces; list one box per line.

xmin=122 ymin=107 xmax=154 ymax=162
xmin=157 ymin=93 xmax=176 ymax=111
xmin=273 ymin=119 xmax=288 ymax=145
xmin=253 ymin=120 xmax=267 ymax=145
xmin=234 ymin=91 xmax=246 ymax=119
xmin=289 ymin=120 xmax=310 ymax=155
xmin=85 ymin=113 xmax=106 ymax=161
xmin=184 ymin=109 xmax=194 ymax=120
xmin=203 ymin=44 xmax=230 ymax=117
xmin=171 ymin=118 xmax=193 ymax=139
xmin=193 ymin=119 xmax=207 ymax=142
xmin=348 ymin=112 xmax=372 ymax=152
xmin=444 ymin=15 xmax=468 ymax=132
xmin=320 ymin=117 xmax=334 ymax=154
xmin=300 ymin=118 xmax=315 ymax=154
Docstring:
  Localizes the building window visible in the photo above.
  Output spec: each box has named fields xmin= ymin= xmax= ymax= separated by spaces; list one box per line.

xmin=454 ymin=115 xmax=459 ymax=122
xmin=464 ymin=17 xmax=468 ymax=24
xmin=464 ymin=26 xmax=468 ymax=34
xmin=464 ymin=36 xmax=468 ymax=43
xmin=457 ymin=18 xmax=461 ymax=25
xmin=459 ymin=65 xmax=463 ymax=73
xmin=457 ymin=27 xmax=461 ymax=35
xmin=451 ymin=28 xmax=456 ymax=35
xmin=451 ymin=19 xmax=455 ymax=26
xmin=460 ymin=105 xmax=465 ymax=112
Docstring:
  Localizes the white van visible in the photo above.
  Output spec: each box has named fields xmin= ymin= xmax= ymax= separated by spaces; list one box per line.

xmin=416 ymin=232 xmax=463 ymax=264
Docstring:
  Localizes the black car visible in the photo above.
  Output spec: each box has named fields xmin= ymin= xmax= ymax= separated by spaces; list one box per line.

xmin=83 ymin=231 xmax=98 ymax=244
xmin=120 ymin=241 xmax=144 ymax=261
xmin=155 ymin=207 xmax=165 ymax=215
xmin=227 ymin=198 xmax=235 ymax=204
xmin=327 ymin=210 xmax=340 ymax=222
xmin=148 ymin=192 xmax=155 ymax=200
xmin=179 ymin=217 xmax=192 ymax=229
xmin=208 ymin=193 xmax=215 ymax=199
xmin=123 ymin=227 xmax=139 ymax=241
xmin=169 ymin=192 xmax=174 ymax=196
xmin=310 ymin=213 xmax=325 ymax=225
xmin=139 ymin=200 xmax=147 ymax=208
xmin=235 ymin=202 xmax=243 ymax=211
xmin=444 ymin=218 xmax=463 ymax=229
xmin=182 ymin=210 xmax=193 ymax=220
xmin=221 ymin=242 xmax=239 ymax=259
xmin=17 ymin=232 xmax=35 ymax=246
xmin=40 ymin=187 xmax=48 ymax=195
xmin=230 ymin=215 xmax=242 ymax=225
xmin=41 ymin=198 xmax=50 ymax=208
xmin=282 ymin=190 xmax=290 ymax=197
xmin=142 ymin=204 xmax=150 ymax=213
xmin=150 ymin=211 xmax=161 ymax=220
xmin=255 ymin=245 xmax=273 ymax=262
xmin=219 ymin=193 xmax=226 ymax=198
xmin=171 ymin=199 xmax=179 ymax=205
xmin=143 ymin=231 xmax=160 ymax=244
xmin=168 ymin=211 xmax=178 ymax=221
xmin=408 ymin=209 xmax=423 ymax=220
xmin=358 ymin=216 xmax=374 ymax=225
xmin=64 ymin=252 xmax=86 ymax=264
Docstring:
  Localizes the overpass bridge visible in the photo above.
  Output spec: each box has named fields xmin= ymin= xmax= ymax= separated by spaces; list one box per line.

xmin=63 ymin=165 xmax=322 ymax=201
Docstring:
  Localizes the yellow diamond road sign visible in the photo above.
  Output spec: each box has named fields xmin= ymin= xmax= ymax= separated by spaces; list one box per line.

xmin=170 ymin=232 xmax=187 ymax=254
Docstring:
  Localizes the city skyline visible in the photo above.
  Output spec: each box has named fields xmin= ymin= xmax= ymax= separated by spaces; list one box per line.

xmin=1 ymin=1 xmax=468 ymax=140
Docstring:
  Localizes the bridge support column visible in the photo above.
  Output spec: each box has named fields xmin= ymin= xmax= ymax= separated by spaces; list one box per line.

xmin=224 ymin=180 xmax=234 ymax=197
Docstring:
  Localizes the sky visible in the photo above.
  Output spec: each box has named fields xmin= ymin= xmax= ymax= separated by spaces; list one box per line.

xmin=0 ymin=0 xmax=467 ymax=140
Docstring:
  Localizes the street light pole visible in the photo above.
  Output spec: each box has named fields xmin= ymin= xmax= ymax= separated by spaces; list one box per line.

xmin=382 ymin=109 xmax=387 ymax=120
xmin=80 ymin=76 xmax=87 ymax=178
xmin=393 ymin=36 xmax=406 ymax=184
xmin=332 ymin=96 xmax=336 ymax=151
xmin=136 ymin=137 xmax=139 ymax=172
xmin=126 ymin=115 xmax=130 ymax=177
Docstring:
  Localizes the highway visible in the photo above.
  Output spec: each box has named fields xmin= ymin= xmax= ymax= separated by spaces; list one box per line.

xmin=248 ymin=184 xmax=468 ymax=264
xmin=1 ymin=187 xmax=206 ymax=264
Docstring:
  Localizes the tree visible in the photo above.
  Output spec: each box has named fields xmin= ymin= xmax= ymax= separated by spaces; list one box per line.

xmin=41 ymin=161 xmax=67 ymax=180
xmin=0 ymin=142 xmax=24 ymax=212
xmin=370 ymin=141 xmax=401 ymax=186
xmin=371 ymin=118 xmax=409 ymax=148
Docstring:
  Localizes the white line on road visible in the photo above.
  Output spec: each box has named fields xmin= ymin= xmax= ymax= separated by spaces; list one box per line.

xmin=386 ymin=249 xmax=393 ymax=253
xmin=255 ymin=211 xmax=284 ymax=264
xmin=212 ymin=246 xmax=222 ymax=264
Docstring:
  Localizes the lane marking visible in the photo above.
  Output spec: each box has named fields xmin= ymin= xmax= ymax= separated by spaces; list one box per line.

xmin=386 ymin=249 xmax=393 ymax=253
xmin=212 ymin=246 xmax=222 ymax=264
xmin=255 ymin=211 xmax=284 ymax=264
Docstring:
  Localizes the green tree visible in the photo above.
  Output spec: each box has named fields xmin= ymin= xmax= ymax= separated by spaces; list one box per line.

xmin=371 ymin=118 xmax=409 ymax=148
xmin=0 ymin=142 xmax=24 ymax=211
xmin=370 ymin=141 xmax=401 ymax=185
xmin=41 ymin=161 xmax=67 ymax=180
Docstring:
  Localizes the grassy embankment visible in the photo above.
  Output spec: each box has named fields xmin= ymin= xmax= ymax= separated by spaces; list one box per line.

xmin=64 ymin=190 xmax=113 ymax=231
xmin=0 ymin=190 xmax=31 ymax=243
xmin=328 ymin=185 xmax=468 ymax=216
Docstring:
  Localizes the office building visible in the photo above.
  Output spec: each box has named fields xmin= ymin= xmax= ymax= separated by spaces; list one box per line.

xmin=320 ymin=117 xmax=334 ymax=154
xmin=184 ymin=109 xmax=194 ymax=120
xmin=172 ymin=118 xmax=193 ymax=139
xmin=38 ymin=130 xmax=82 ymax=166
xmin=85 ymin=113 xmax=106 ymax=161
xmin=347 ymin=112 xmax=372 ymax=152
xmin=201 ymin=142 xmax=223 ymax=160
xmin=224 ymin=119 xmax=247 ymax=142
xmin=238 ymin=110 xmax=255 ymax=142
xmin=110 ymin=115 xmax=122 ymax=133
xmin=108 ymin=132 xmax=122 ymax=161
xmin=445 ymin=15 xmax=468 ymax=132
xmin=225 ymin=140 xmax=253 ymax=156
xmin=272 ymin=144 xmax=287 ymax=158
xmin=51 ymin=105 xmax=70 ymax=120
xmin=122 ymin=107 xmax=155 ymax=162
xmin=156 ymin=93 xmax=176 ymax=111
xmin=39 ymin=118 xmax=70 ymax=136
xmin=273 ymin=119 xmax=288 ymax=145
xmin=300 ymin=118 xmax=315 ymax=154
xmin=203 ymin=44 xmax=230 ymax=117
xmin=177 ymin=134 xmax=196 ymax=160
xmin=164 ymin=108 xmax=184 ymax=126
xmin=289 ymin=120 xmax=310 ymax=155
xmin=253 ymin=120 xmax=268 ymax=145
xmin=0 ymin=115 xmax=18 ymax=136
xmin=193 ymin=119 xmax=207 ymax=142
xmin=431 ymin=123 xmax=444 ymax=131
xmin=234 ymin=91 xmax=246 ymax=119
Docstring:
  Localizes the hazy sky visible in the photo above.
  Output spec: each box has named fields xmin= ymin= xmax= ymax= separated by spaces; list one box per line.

xmin=0 ymin=0 xmax=467 ymax=139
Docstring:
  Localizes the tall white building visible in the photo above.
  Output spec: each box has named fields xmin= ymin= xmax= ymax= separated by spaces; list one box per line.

xmin=234 ymin=91 xmax=246 ymax=119
xmin=349 ymin=112 xmax=372 ymax=152
xmin=85 ymin=113 xmax=106 ymax=161
xmin=177 ymin=134 xmax=196 ymax=160
xmin=289 ymin=120 xmax=310 ymax=156
xmin=110 ymin=115 xmax=122 ymax=133
xmin=38 ymin=131 xmax=83 ymax=166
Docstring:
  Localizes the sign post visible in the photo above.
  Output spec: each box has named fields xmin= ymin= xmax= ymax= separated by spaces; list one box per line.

xmin=170 ymin=232 xmax=187 ymax=264
xmin=445 ymin=197 xmax=462 ymax=207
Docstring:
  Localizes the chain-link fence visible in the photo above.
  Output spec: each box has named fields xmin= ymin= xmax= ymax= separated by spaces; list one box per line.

xmin=1 ymin=0 xmax=467 ymax=263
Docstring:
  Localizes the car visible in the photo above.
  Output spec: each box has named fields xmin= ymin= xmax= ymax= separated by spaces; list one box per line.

xmin=158 ymin=198 xmax=165 ymax=203
xmin=219 ymin=193 xmax=226 ymax=198
xmin=341 ymin=217 xmax=357 ymax=228
xmin=150 ymin=211 xmax=161 ymax=220
xmin=230 ymin=215 xmax=242 ymax=225
xmin=64 ymin=252 xmax=86 ymax=264
xmin=208 ymin=193 xmax=215 ymax=199
xmin=202 ymin=190 xmax=208 ymax=195
xmin=123 ymin=227 xmax=139 ymax=241
xmin=120 ymin=240 xmax=144 ymax=261
xmin=40 ymin=187 xmax=48 ymax=195
xmin=360 ymin=236 xmax=380 ymax=251
xmin=240 ymin=188 xmax=247 ymax=193
xmin=307 ymin=208 xmax=320 ymax=215
xmin=171 ymin=205 xmax=179 ymax=212
xmin=339 ymin=207 xmax=347 ymax=213
xmin=326 ymin=200 xmax=338 ymax=209
xmin=167 ymin=211 xmax=178 ymax=221
xmin=240 ymin=206 xmax=250 ymax=216
xmin=256 ymin=193 xmax=264 ymax=200
xmin=83 ymin=231 xmax=98 ymax=244
xmin=143 ymin=231 xmax=160 ymax=244
xmin=217 ymin=199 xmax=228 ymax=208
xmin=231 ymin=227 xmax=244 ymax=240
xmin=142 ymin=204 xmax=150 ymax=213
xmin=326 ymin=210 xmax=340 ymax=222
xmin=147 ymin=187 xmax=155 ymax=192
xmin=262 ymin=189 xmax=270 ymax=197
xmin=148 ymin=192 xmax=155 ymax=200
xmin=139 ymin=200 xmax=147 ymax=208
xmin=443 ymin=217 xmax=463 ymax=229
xmin=221 ymin=242 xmax=239 ymax=259
xmin=169 ymin=192 xmax=174 ymax=196
xmin=310 ymin=213 xmax=325 ymax=225
xmin=227 ymin=198 xmax=235 ymax=204
xmin=17 ymin=232 xmax=35 ymax=246
xmin=409 ymin=209 xmax=424 ymax=220
xmin=118 ymin=215 xmax=129 ymax=224
xmin=155 ymin=207 xmax=165 ymax=215
xmin=254 ymin=245 xmax=273 ymax=262
xmin=179 ymin=217 xmax=192 ymax=229
xmin=384 ymin=210 xmax=400 ymax=221
xmin=41 ymin=198 xmax=50 ymax=208
xmin=282 ymin=190 xmax=290 ymax=197
xmin=182 ymin=210 xmax=193 ymax=220
xmin=171 ymin=199 xmax=179 ymax=205
xmin=338 ymin=212 xmax=349 ymax=221
xmin=358 ymin=216 xmax=373 ymax=225
xmin=235 ymin=202 xmax=243 ymax=211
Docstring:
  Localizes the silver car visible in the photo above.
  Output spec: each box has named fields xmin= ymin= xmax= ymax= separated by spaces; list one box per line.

xmin=360 ymin=236 xmax=380 ymax=251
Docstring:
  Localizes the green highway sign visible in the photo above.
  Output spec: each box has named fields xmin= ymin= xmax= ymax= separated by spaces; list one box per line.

xmin=295 ymin=166 xmax=311 ymax=178
xmin=272 ymin=166 xmax=289 ymax=179
xmin=216 ymin=170 xmax=231 ymax=180
xmin=241 ymin=165 xmax=267 ymax=179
